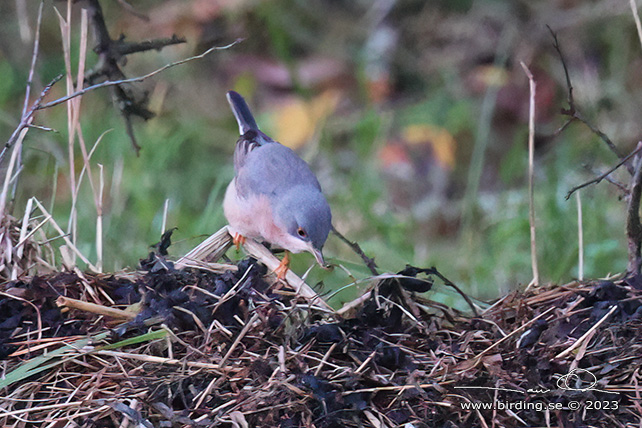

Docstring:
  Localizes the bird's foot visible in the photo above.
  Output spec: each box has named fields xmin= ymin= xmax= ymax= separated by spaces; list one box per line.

xmin=233 ymin=233 xmax=246 ymax=251
xmin=275 ymin=251 xmax=291 ymax=281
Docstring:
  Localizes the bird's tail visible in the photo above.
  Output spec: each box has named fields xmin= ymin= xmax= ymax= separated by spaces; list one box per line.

xmin=227 ymin=91 xmax=259 ymax=135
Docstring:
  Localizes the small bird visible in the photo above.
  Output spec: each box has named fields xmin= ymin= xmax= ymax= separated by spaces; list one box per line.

xmin=223 ymin=91 xmax=332 ymax=279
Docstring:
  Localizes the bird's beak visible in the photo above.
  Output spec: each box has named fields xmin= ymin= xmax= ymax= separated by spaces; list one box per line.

xmin=311 ymin=247 xmax=328 ymax=268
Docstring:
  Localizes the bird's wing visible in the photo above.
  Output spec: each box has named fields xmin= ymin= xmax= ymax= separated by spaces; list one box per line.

xmin=233 ymin=130 xmax=276 ymax=171
xmin=235 ymin=143 xmax=321 ymax=199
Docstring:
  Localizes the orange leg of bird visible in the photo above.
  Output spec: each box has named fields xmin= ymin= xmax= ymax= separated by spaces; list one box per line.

xmin=233 ymin=233 xmax=246 ymax=251
xmin=275 ymin=251 xmax=291 ymax=280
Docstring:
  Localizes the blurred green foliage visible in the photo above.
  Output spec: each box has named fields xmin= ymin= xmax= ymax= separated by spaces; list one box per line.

xmin=0 ymin=0 xmax=638 ymax=309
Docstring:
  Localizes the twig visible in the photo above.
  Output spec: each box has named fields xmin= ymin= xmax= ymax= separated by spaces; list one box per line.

xmin=601 ymin=172 xmax=629 ymax=194
xmin=56 ymin=296 xmax=135 ymax=320
xmin=116 ymin=35 xmax=185 ymax=56
xmin=566 ymin=145 xmax=642 ymax=200
xmin=95 ymin=350 xmax=220 ymax=370
xmin=331 ymin=226 xmax=378 ymax=275
xmin=22 ymin=2 xmax=44 ymax=118
xmin=576 ymin=192 xmax=584 ymax=281
xmin=554 ymin=305 xmax=617 ymax=359
xmin=549 ymin=26 xmax=627 ymax=166
xmin=31 ymin=197 xmax=98 ymax=272
xmin=1 ymin=39 xmax=238 ymax=174
xmin=82 ymin=0 xmax=184 ymax=154
xmin=37 ymin=41 xmax=241 ymax=111
xmin=547 ymin=26 xmax=574 ymax=114
xmin=521 ymin=62 xmax=539 ymax=288
xmin=0 ymin=2 xmax=47 ymax=176
xmin=461 ymin=307 xmax=554 ymax=371
xmin=243 ymin=237 xmax=333 ymax=310
xmin=96 ymin=163 xmax=104 ymax=272
xmin=425 ymin=267 xmax=479 ymax=317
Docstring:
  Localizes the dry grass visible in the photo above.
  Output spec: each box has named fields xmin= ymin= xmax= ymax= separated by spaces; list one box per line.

xmin=1 ymin=229 xmax=642 ymax=427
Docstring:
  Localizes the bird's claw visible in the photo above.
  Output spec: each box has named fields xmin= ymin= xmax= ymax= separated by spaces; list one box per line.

xmin=275 ymin=251 xmax=291 ymax=281
xmin=233 ymin=233 xmax=246 ymax=251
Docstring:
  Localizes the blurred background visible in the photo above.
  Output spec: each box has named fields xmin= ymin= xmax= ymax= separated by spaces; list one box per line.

xmin=1 ymin=0 xmax=640 ymax=306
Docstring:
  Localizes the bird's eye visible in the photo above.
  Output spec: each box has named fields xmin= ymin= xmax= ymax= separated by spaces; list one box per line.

xmin=297 ymin=227 xmax=307 ymax=238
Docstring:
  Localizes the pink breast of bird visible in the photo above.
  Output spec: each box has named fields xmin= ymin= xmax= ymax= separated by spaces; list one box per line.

xmin=223 ymin=178 xmax=290 ymax=248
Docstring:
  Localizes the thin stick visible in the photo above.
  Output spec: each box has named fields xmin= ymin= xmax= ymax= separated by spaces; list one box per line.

xmin=94 ymin=350 xmax=220 ymax=370
xmin=426 ymin=267 xmax=480 ymax=317
xmin=32 ymin=197 xmax=98 ymax=271
xmin=331 ymin=225 xmax=378 ymax=275
xmin=0 ymin=41 xmax=240 ymax=167
xmin=242 ymin=237 xmax=333 ymax=310
xmin=56 ymin=296 xmax=135 ymax=320
xmin=96 ymin=163 xmax=104 ymax=272
xmin=548 ymin=26 xmax=626 ymax=164
xmin=0 ymin=74 xmax=62 ymax=165
xmin=554 ymin=305 xmax=617 ymax=359
xmin=0 ymin=128 xmax=29 ymax=218
xmin=161 ymin=199 xmax=170 ymax=234
xmin=314 ymin=343 xmax=338 ymax=376
xmin=566 ymin=145 xmax=642 ymax=199
xmin=37 ymin=41 xmax=242 ymax=111
xmin=219 ymin=312 xmax=260 ymax=369
xmin=521 ymin=62 xmax=539 ymax=288
xmin=576 ymin=192 xmax=584 ymax=280
xmin=461 ymin=307 xmax=554 ymax=371
xmin=12 ymin=197 xmax=34 ymax=279
xmin=56 ymin=3 xmax=79 ymax=259
xmin=21 ymin=2 xmax=43 ymax=118
xmin=0 ymin=2 xmax=43 ymax=219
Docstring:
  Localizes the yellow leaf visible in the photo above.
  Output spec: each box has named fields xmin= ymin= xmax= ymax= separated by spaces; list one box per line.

xmin=274 ymin=90 xmax=340 ymax=149
xmin=402 ymin=124 xmax=456 ymax=169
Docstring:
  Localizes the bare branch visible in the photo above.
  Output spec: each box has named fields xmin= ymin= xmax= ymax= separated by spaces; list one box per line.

xmin=22 ymin=2 xmax=44 ymax=118
xmin=115 ymin=35 xmax=185 ymax=56
xmin=426 ymin=266 xmax=479 ymax=317
xmin=547 ymin=25 xmax=574 ymax=113
xmin=2 ymin=35 xmax=240 ymax=165
xmin=549 ymin=26 xmax=627 ymax=167
xmin=0 ymin=74 xmax=62 ymax=166
xmin=566 ymin=145 xmax=642 ymax=200
xmin=36 ymin=41 xmax=242 ymax=111
xmin=331 ymin=226 xmax=379 ymax=276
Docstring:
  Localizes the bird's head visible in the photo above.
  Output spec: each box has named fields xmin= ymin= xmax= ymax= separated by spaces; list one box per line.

xmin=273 ymin=186 xmax=332 ymax=266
